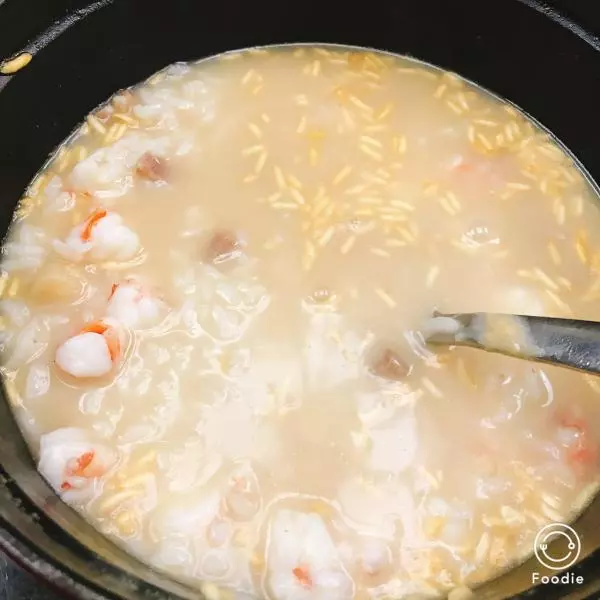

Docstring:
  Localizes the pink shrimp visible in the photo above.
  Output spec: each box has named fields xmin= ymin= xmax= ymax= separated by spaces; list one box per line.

xmin=556 ymin=412 xmax=597 ymax=468
xmin=53 ymin=207 xmax=140 ymax=263
xmin=292 ymin=566 xmax=313 ymax=589
xmin=38 ymin=428 xmax=117 ymax=503
xmin=106 ymin=277 xmax=167 ymax=329
xmin=55 ymin=318 xmax=124 ymax=378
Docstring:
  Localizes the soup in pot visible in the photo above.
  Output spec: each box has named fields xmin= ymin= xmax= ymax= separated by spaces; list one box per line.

xmin=2 ymin=45 xmax=600 ymax=600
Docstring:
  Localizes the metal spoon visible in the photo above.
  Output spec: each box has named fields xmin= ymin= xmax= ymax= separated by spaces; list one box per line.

xmin=423 ymin=312 xmax=600 ymax=375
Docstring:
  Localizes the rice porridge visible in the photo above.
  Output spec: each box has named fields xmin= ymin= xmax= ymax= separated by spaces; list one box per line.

xmin=2 ymin=45 xmax=600 ymax=600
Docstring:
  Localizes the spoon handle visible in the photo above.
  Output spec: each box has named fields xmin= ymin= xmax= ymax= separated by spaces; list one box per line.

xmin=425 ymin=313 xmax=600 ymax=375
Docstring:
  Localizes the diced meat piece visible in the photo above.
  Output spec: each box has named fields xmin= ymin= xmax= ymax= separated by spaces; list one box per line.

xmin=135 ymin=152 xmax=168 ymax=182
xmin=205 ymin=230 xmax=243 ymax=265
xmin=369 ymin=347 xmax=410 ymax=381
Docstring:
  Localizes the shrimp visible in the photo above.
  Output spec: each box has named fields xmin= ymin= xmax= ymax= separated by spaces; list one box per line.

xmin=106 ymin=278 xmax=167 ymax=329
xmin=53 ymin=208 xmax=140 ymax=263
xmin=38 ymin=428 xmax=117 ymax=503
xmin=55 ymin=318 xmax=124 ymax=378
xmin=267 ymin=509 xmax=353 ymax=600
xmin=556 ymin=412 xmax=597 ymax=468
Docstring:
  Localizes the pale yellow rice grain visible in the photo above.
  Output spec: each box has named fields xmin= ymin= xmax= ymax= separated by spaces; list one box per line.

xmin=365 ymin=124 xmax=387 ymax=133
xmin=375 ymin=288 xmax=397 ymax=308
xmin=113 ymin=123 xmax=128 ymax=142
xmin=467 ymin=125 xmax=476 ymax=143
xmin=547 ymin=243 xmax=561 ymax=266
xmin=534 ymin=268 xmax=559 ymax=291
xmin=390 ymin=200 xmax=414 ymax=211
xmin=438 ymin=197 xmax=458 ymax=216
xmin=103 ymin=123 xmax=120 ymax=145
xmin=290 ymin=188 xmax=306 ymax=205
xmin=376 ymin=102 xmax=393 ymax=120
xmin=272 ymin=202 xmax=300 ymax=210
xmin=398 ymin=227 xmax=416 ymax=243
xmin=456 ymin=92 xmax=470 ymax=111
xmin=423 ymin=182 xmax=439 ymax=196
xmin=476 ymin=133 xmax=493 ymax=151
xmin=475 ymin=532 xmax=491 ymax=563
xmin=340 ymin=236 xmax=357 ymax=255
xmin=309 ymin=148 xmax=319 ymax=166
xmin=446 ymin=100 xmax=464 ymax=115
xmin=545 ymin=290 xmax=571 ymax=314
xmin=241 ymin=69 xmax=257 ymax=84
xmin=344 ymin=184 xmax=368 ymax=195
xmin=7 ymin=278 xmax=20 ymax=298
xmin=506 ymin=182 xmax=531 ymax=191
xmin=248 ymin=122 xmax=262 ymax=138
xmin=316 ymin=226 xmax=336 ymax=249
xmin=87 ymin=115 xmax=106 ymax=135
xmin=385 ymin=238 xmax=407 ymax=248
xmin=287 ymin=174 xmax=302 ymax=189
xmin=201 ymin=582 xmax=223 ymax=600
xmin=359 ymin=145 xmax=383 ymax=161
xmin=242 ymin=144 xmax=264 ymax=156
xmin=381 ymin=214 xmax=408 ymax=223
xmin=333 ymin=165 xmax=352 ymax=186
xmin=360 ymin=135 xmax=383 ymax=148
xmin=349 ymin=95 xmax=373 ymax=113
xmin=296 ymin=116 xmax=307 ymax=134
xmin=113 ymin=113 xmax=137 ymax=125
xmin=368 ymin=246 xmax=390 ymax=258
xmin=341 ymin=108 xmax=355 ymax=129
xmin=555 ymin=202 xmax=566 ymax=225
xmin=433 ymin=84 xmax=447 ymax=99
xmin=243 ymin=174 xmax=258 ymax=183
xmin=426 ymin=266 xmax=440 ymax=288
xmin=422 ymin=377 xmax=443 ymax=398
xmin=274 ymin=166 xmax=287 ymax=189
xmin=254 ymin=152 xmax=268 ymax=173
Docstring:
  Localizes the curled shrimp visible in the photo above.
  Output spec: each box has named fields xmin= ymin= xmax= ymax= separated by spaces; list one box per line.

xmin=38 ymin=428 xmax=117 ymax=503
xmin=556 ymin=412 xmax=597 ymax=468
xmin=55 ymin=318 xmax=124 ymax=378
xmin=53 ymin=207 xmax=140 ymax=263
xmin=106 ymin=277 xmax=167 ymax=329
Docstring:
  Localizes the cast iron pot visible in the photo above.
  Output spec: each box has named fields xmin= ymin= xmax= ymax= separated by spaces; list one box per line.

xmin=1 ymin=0 xmax=600 ymax=598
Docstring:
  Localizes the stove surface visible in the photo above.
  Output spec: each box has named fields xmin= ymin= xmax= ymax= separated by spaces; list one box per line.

xmin=1 ymin=553 xmax=60 ymax=600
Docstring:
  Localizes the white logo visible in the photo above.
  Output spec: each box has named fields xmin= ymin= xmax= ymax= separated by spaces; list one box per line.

xmin=534 ymin=523 xmax=581 ymax=571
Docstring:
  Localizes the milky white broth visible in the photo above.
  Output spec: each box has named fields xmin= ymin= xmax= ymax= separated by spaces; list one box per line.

xmin=2 ymin=45 xmax=600 ymax=600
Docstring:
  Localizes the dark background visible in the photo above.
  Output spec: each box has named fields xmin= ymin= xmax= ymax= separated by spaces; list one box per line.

xmin=1 ymin=554 xmax=59 ymax=600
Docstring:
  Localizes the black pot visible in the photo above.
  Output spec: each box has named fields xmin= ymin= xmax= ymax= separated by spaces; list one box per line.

xmin=1 ymin=0 xmax=600 ymax=598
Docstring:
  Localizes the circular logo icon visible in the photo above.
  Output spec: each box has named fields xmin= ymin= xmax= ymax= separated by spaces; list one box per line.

xmin=534 ymin=523 xmax=581 ymax=571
